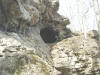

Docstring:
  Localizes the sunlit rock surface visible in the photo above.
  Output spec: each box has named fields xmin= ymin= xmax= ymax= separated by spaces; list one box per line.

xmin=0 ymin=32 xmax=59 ymax=75
xmin=51 ymin=30 xmax=100 ymax=75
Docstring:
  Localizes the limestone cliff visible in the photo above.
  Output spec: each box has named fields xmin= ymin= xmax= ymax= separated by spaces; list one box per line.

xmin=0 ymin=0 xmax=69 ymax=75
xmin=0 ymin=0 xmax=100 ymax=75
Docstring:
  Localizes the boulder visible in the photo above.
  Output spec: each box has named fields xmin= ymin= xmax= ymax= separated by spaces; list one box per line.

xmin=51 ymin=33 xmax=100 ymax=75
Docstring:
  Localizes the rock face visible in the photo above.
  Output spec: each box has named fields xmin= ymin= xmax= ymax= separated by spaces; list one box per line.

xmin=0 ymin=0 xmax=69 ymax=75
xmin=0 ymin=31 xmax=60 ymax=75
xmin=0 ymin=0 xmax=100 ymax=75
xmin=51 ymin=31 xmax=100 ymax=75
xmin=0 ymin=33 xmax=59 ymax=75
xmin=0 ymin=0 xmax=69 ymax=33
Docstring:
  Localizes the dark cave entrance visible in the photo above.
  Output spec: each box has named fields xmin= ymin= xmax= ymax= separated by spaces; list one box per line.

xmin=40 ymin=27 xmax=57 ymax=43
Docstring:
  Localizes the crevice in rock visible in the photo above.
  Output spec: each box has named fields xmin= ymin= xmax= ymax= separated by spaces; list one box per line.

xmin=40 ymin=27 xmax=58 ymax=43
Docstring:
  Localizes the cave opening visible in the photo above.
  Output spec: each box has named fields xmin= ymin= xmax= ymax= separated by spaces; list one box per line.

xmin=40 ymin=27 xmax=58 ymax=43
